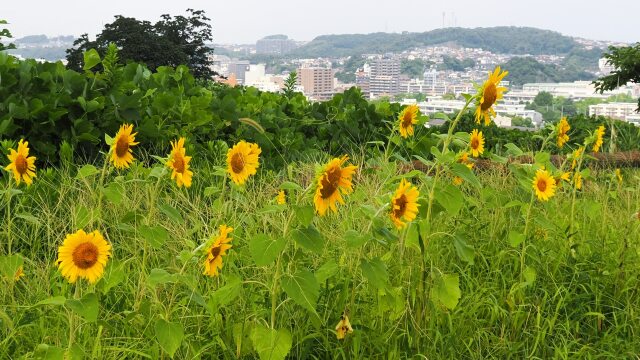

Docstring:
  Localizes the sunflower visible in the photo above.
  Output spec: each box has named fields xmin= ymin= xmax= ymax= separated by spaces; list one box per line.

xmin=390 ymin=178 xmax=420 ymax=229
xmin=555 ymin=172 xmax=571 ymax=189
xmin=398 ymin=104 xmax=419 ymax=138
xmin=335 ymin=314 xmax=354 ymax=340
xmin=14 ymin=266 xmax=24 ymax=282
xmin=453 ymin=176 xmax=464 ymax=186
xmin=313 ymin=156 xmax=358 ymax=216
xmin=203 ymin=225 xmax=233 ymax=277
xmin=469 ymin=129 xmax=485 ymax=157
xmin=571 ymin=147 xmax=584 ymax=170
xmin=532 ymin=169 xmax=556 ymax=201
xmin=574 ymin=172 xmax=583 ymax=190
xmin=110 ymin=124 xmax=139 ymax=169
xmin=4 ymin=139 xmax=36 ymax=186
xmin=227 ymin=141 xmax=261 ymax=185
xmin=615 ymin=168 xmax=623 ymax=184
xmin=474 ymin=67 xmax=508 ymax=125
xmin=166 ymin=137 xmax=193 ymax=188
xmin=57 ymin=230 xmax=112 ymax=284
xmin=593 ymin=125 xmax=605 ymax=153
xmin=276 ymin=190 xmax=286 ymax=205
xmin=556 ymin=117 xmax=570 ymax=148
xmin=457 ymin=151 xmax=474 ymax=169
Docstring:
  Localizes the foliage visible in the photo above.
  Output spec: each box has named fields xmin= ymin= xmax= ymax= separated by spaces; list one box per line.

xmin=439 ymin=56 xmax=475 ymax=71
xmin=501 ymin=57 xmax=594 ymax=86
xmin=401 ymin=58 xmax=433 ymax=78
xmin=66 ymin=9 xmax=215 ymax=79
xmin=0 ymin=20 xmax=16 ymax=51
xmin=594 ymin=43 xmax=640 ymax=112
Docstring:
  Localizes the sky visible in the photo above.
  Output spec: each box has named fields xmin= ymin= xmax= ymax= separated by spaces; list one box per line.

xmin=3 ymin=0 xmax=639 ymax=44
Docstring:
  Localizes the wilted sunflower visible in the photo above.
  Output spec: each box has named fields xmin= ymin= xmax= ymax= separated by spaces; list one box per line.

xmin=313 ymin=156 xmax=357 ymax=216
xmin=469 ymin=129 xmax=485 ymax=157
xmin=574 ymin=172 xmax=583 ymax=190
xmin=474 ymin=67 xmax=508 ymax=125
xmin=110 ymin=124 xmax=139 ymax=169
xmin=532 ymin=169 xmax=556 ymax=201
xmin=557 ymin=117 xmax=570 ymax=148
xmin=166 ymin=137 xmax=193 ymax=188
xmin=398 ymin=104 xmax=419 ymax=138
xmin=227 ymin=141 xmax=261 ymax=185
xmin=571 ymin=147 xmax=584 ymax=170
xmin=457 ymin=151 xmax=474 ymax=169
xmin=335 ymin=314 xmax=354 ymax=340
xmin=4 ymin=139 xmax=36 ymax=186
xmin=555 ymin=172 xmax=571 ymax=189
xmin=203 ymin=225 xmax=233 ymax=277
xmin=276 ymin=190 xmax=286 ymax=205
xmin=593 ymin=125 xmax=605 ymax=153
xmin=57 ymin=230 xmax=112 ymax=284
xmin=615 ymin=168 xmax=623 ymax=184
xmin=390 ymin=178 xmax=420 ymax=229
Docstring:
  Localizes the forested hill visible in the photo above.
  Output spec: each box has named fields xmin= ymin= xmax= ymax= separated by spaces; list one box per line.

xmin=291 ymin=27 xmax=582 ymax=57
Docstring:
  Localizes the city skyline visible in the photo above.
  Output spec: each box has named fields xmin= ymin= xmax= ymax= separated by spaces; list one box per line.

xmin=3 ymin=0 xmax=639 ymax=44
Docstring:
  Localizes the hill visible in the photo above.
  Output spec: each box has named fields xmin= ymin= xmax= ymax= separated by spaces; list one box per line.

xmin=500 ymin=57 xmax=595 ymax=86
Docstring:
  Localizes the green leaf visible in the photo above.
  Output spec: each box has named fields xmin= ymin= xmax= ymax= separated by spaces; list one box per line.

xmin=293 ymin=205 xmax=314 ymax=227
xmin=100 ymin=261 xmax=125 ymax=294
xmin=280 ymin=181 xmax=302 ymax=191
xmin=281 ymin=269 xmax=319 ymax=315
xmin=147 ymin=268 xmax=176 ymax=287
xmin=250 ymin=325 xmax=292 ymax=360
xmin=16 ymin=213 xmax=41 ymax=225
xmin=344 ymin=229 xmax=367 ymax=248
xmin=249 ymin=234 xmax=286 ymax=267
xmin=291 ymin=226 xmax=325 ymax=254
xmin=139 ymin=224 xmax=169 ymax=249
xmin=34 ymin=296 xmax=66 ymax=307
xmin=76 ymin=164 xmax=98 ymax=179
xmin=158 ymin=203 xmax=184 ymax=223
xmin=74 ymin=205 xmax=93 ymax=229
xmin=508 ymin=231 xmax=525 ymax=247
xmin=434 ymin=184 xmax=464 ymax=216
xmin=504 ymin=143 xmax=524 ymax=157
xmin=360 ymin=258 xmax=389 ymax=290
xmin=83 ymin=49 xmax=101 ymax=71
xmin=453 ymin=235 xmax=475 ymax=265
xmin=65 ymin=293 xmax=99 ymax=323
xmin=34 ymin=344 xmax=65 ymax=360
xmin=101 ymin=182 xmax=124 ymax=205
xmin=315 ymin=260 xmax=339 ymax=283
xmin=451 ymin=163 xmax=481 ymax=188
xmin=0 ymin=254 xmax=23 ymax=279
xmin=155 ymin=319 xmax=184 ymax=358
xmin=430 ymin=273 xmax=461 ymax=310
xmin=210 ymin=276 xmax=242 ymax=309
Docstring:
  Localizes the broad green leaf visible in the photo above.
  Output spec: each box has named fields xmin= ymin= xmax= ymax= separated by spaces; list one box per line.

xmin=453 ymin=235 xmax=475 ymax=265
xmin=16 ymin=213 xmax=40 ymax=225
xmin=344 ymin=229 xmax=367 ymax=248
xmin=249 ymin=234 xmax=286 ymax=266
xmin=139 ymin=224 xmax=169 ymax=249
xmin=250 ymin=325 xmax=292 ymax=360
xmin=34 ymin=344 xmax=65 ymax=360
xmin=158 ymin=203 xmax=184 ymax=223
xmin=280 ymin=181 xmax=302 ymax=191
xmin=101 ymin=182 xmax=124 ymax=205
xmin=291 ymin=226 xmax=325 ymax=254
xmin=210 ymin=276 xmax=242 ymax=309
xmin=74 ymin=205 xmax=92 ymax=229
xmin=155 ymin=319 xmax=184 ymax=358
xmin=293 ymin=205 xmax=314 ymax=227
xmin=34 ymin=296 xmax=66 ymax=307
xmin=147 ymin=268 xmax=176 ymax=287
xmin=76 ymin=164 xmax=98 ymax=179
xmin=65 ymin=293 xmax=99 ymax=322
xmin=451 ymin=163 xmax=481 ymax=188
xmin=504 ymin=143 xmax=524 ymax=156
xmin=315 ymin=260 xmax=339 ymax=283
xmin=0 ymin=254 xmax=23 ymax=279
xmin=430 ymin=273 xmax=461 ymax=310
xmin=508 ymin=231 xmax=525 ymax=247
xmin=434 ymin=184 xmax=464 ymax=216
xmin=100 ymin=261 xmax=125 ymax=294
xmin=360 ymin=258 xmax=389 ymax=290
xmin=523 ymin=266 xmax=536 ymax=285
xmin=281 ymin=269 xmax=319 ymax=315
xmin=83 ymin=49 xmax=101 ymax=71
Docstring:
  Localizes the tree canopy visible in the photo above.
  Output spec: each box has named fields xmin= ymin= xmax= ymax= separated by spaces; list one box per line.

xmin=594 ymin=43 xmax=640 ymax=112
xmin=66 ymin=9 xmax=215 ymax=79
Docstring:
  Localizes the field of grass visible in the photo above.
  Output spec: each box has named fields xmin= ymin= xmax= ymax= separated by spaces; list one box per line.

xmin=1 ymin=144 xmax=639 ymax=359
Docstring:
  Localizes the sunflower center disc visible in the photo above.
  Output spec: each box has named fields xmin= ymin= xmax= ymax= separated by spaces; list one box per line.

xmin=72 ymin=242 xmax=99 ymax=269
xmin=537 ymin=179 xmax=547 ymax=192
xmin=173 ymin=154 xmax=185 ymax=173
xmin=115 ymin=136 xmax=130 ymax=157
xmin=210 ymin=245 xmax=222 ymax=259
xmin=14 ymin=154 xmax=28 ymax=175
xmin=471 ymin=137 xmax=479 ymax=149
xmin=231 ymin=153 xmax=245 ymax=173
xmin=481 ymin=83 xmax=497 ymax=110
xmin=320 ymin=167 xmax=341 ymax=199
xmin=394 ymin=194 xmax=408 ymax=218
xmin=402 ymin=112 xmax=414 ymax=128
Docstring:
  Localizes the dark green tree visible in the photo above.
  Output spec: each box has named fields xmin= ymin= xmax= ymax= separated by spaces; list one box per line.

xmin=66 ymin=9 xmax=215 ymax=79
xmin=594 ymin=43 xmax=640 ymax=112
xmin=0 ymin=20 xmax=16 ymax=51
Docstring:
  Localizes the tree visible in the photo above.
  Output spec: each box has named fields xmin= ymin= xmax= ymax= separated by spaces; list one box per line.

xmin=533 ymin=91 xmax=553 ymax=107
xmin=66 ymin=9 xmax=215 ymax=79
xmin=0 ymin=20 xmax=16 ymax=51
xmin=594 ymin=43 xmax=640 ymax=112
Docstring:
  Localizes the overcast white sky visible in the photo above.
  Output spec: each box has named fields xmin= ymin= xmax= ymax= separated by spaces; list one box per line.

xmin=3 ymin=0 xmax=639 ymax=43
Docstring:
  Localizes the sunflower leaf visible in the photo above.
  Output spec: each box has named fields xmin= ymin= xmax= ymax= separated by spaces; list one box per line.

xmin=291 ymin=226 xmax=324 ymax=254
xmin=139 ymin=225 xmax=168 ymax=249
xmin=360 ymin=257 xmax=389 ymax=290
xmin=65 ymin=293 xmax=99 ymax=323
xmin=281 ymin=269 xmax=320 ymax=316
xmin=155 ymin=319 xmax=184 ymax=358
xmin=76 ymin=164 xmax=98 ymax=179
xmin=293 ymin=205 xmax=314 ymax=227
xmin=451 ymin=163 xmax=481 ymax=188
xmin=249 ymin=234 xmax=286 ymax=266
xmin=430 ymin=273 xmax=461 ymax=311
xmin=158 ymin=203 xmax=184 ymax=223
xmin=250 ymin=325 xmax=292 ymax=360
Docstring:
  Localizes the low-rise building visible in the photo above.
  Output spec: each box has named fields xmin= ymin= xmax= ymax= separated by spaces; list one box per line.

xmin=589 ymin=102 xmax=638 ymax=120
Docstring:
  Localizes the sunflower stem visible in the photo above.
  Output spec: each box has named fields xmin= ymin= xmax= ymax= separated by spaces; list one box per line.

xmin=521 ymin=192 xmax=535 ymax=282
xmin=5 ymin=179 xmax=13 ymax=255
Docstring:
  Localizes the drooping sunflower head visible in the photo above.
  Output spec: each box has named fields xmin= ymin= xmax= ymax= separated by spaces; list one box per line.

xmin=571 ymin=147 xmax=584 ymax=170
xmin=554 ymin=171 xmax=571 ymax=189
xmin=532 ymin=169 xmax=556 ymax=202
xmin=556 ymin=117 xmax=570 ymax=148
xmin=203 ymin=225 xmax=233 ymax=277
xmin=227 ymin=141 xmax=261 ymax=185
xmin=57 ymin=229 xmax=112 ymax=284
xmin=469 ymin=129 xmax=485 ymax=158
xmin=390 ymin=178 xmax=420 ymax=229
xmin=313 ymin=155 xmax=358 ymax=216
xmin=398 ymin=104 xmax=419 ymax=138
xmin=574 ymin=172 xmax=583 ymax=190
xmin=615 ymin=168 xmax=623 ymax=184
xmin=4 ymin=139 xmax=37 ymax=186
xmin=166 ymin=137 xmax=193 ymax=188
xmin=593 ymin=125 xmax=605 ymax=153
xmin=110 ymin=124 xmax=139 ymax=169
xmin=457 ymin=151 xmax=474 ymax=169
xmin=276 ymin=190 xmax=286 ymax=205
xmin=474 ymin=66 xmax=508 ymax=126
xmin=335 ymin=314 xmax=354 ymax=340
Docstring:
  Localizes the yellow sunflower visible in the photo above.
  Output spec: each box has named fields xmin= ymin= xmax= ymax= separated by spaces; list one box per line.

xmin=457 ymin=151 xmax=474 ymax=169
xmin=469 ymin=129 xmax=485 ymax=157
xmin=14 ymin=266 xmax=24 ymax=282
xmin=110 ymin=124 xmax=139 ymax=169
xmin=227 ymin=141 xmax=261 ymax=185
xmin=615 ymin=168 xmax=623 ymax=184
xmin=4 ymin=139 xmax=36 ymax=186
xmin=203 ymin=225 xmax=233 ymax=277
xmin=557 ymin=117 xmax=570 ymax=148
xmin=453 ymin=176 xmax=464 ymax=186
xmin=532 ymin=169 xmax=556 ymax=201
xmin=335 ymin=314 xmax=354 ymax=340
xmin=474 ymin=67 xmax=508 ymax=125
xmin=593 ymin=125 xmax=605 ymax=153
xmin=398 ymin=104 xmax=419 ymax=138
xmin=574 ymin=172 xmax=583 ymax=190
xmin=313 ymin=155 xmax=358 ymax=216
xmin=571 ymin=147 xmax=584 ymax=170
xmin=555 ymin=172 xmax=571 ymax=189
xmin=390 ymin=178 xmax=420 ymax=229
xmin=57 ymin=229 xmax=112 ymax=284
xmin=276 ymin=190 xmax=286 ymax=205
xmin=166 ymin=137 xmax=193 ymax=188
